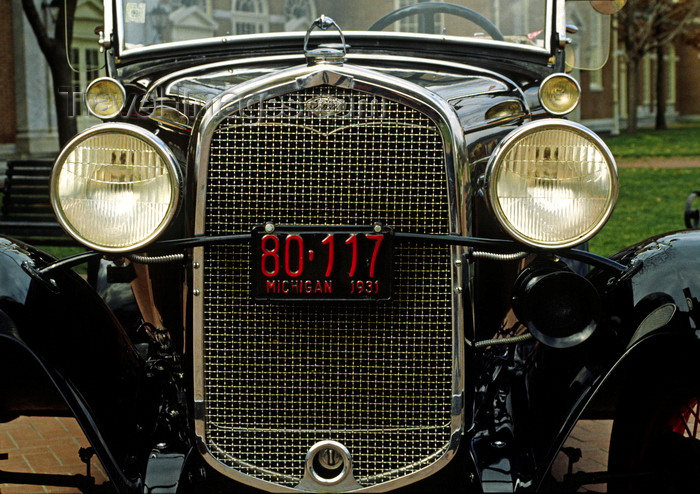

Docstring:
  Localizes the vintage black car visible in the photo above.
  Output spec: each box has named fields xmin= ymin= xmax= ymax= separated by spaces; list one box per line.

xmin=3 ymin=0 xmax=700 ymax=492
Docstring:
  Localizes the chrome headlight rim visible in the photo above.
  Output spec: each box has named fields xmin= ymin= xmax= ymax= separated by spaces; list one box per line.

xmin=51 ymin=123 xmax=182 ymax=253
xmin=485 ymin=119 xmax=618 ymax=250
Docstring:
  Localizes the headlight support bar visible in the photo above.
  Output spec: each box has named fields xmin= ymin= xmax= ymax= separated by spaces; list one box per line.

xmin=36 ymin=231 xmax=626 ymax=276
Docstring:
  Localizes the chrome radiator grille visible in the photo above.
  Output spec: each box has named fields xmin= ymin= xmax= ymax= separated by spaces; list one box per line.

xmin=201 ymin=86 xmax=454 ymax=488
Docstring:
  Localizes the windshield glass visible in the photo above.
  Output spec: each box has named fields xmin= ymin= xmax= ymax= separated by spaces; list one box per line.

xmin=117 ymin=0 xmax=550 ymax=54
xmin=566 ymin=1 xmax=611 ymax=70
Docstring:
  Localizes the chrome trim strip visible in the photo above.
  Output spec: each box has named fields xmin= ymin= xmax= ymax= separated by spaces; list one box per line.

xmin=546 ymin=0 xmax=556 ymax=51
xmin=191 ymin=63 xmax=467 ymax=492
xmin=555 ymin=0 xmax=566 ymax=47
xmin=103 ymin=0 xmax=113 ymax=50
xmin=144 ymin=53 xmax=524 ymax=112
xmin=114 ymin=0 xmax=124 ymax=54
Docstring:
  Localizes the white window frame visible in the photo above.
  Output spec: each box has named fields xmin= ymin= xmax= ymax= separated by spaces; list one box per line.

xmin=589 ymin=69 xmax=603 ymax=92
xmin=232 ymin=0 xmax=269 ymax=35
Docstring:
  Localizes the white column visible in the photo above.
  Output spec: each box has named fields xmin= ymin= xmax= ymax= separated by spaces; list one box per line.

xmin=12 ymin=0 xmax=59 ymax=157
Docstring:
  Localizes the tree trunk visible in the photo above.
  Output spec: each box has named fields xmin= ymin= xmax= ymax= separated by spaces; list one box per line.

xmin=50 ymin=56 xmax=78 ymax=147
xmin=623 ymin=9 xmax=641 ymax=135
xmin=21 ymin=0 xmax=78 ymax=147
xmin=655 ymin=43 xmax=667 ymax=130
xmin=626 ymin=57 xmax=639 ymax=133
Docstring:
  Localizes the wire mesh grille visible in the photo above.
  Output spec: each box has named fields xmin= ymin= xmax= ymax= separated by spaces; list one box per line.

xmin=202 ymin=86 xmax=454 ymax=488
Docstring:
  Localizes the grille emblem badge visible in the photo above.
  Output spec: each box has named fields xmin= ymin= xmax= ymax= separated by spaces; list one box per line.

xmin=305 ymin=96 xmax=347 ymax=117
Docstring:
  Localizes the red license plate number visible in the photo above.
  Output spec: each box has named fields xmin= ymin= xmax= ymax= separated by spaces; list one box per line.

xmin=251 ymin=225 xmax=394 ymax=301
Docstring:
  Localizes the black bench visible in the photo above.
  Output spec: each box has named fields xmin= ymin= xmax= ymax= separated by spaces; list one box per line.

xmin=0 ymin=160 xmax=77 ymax=246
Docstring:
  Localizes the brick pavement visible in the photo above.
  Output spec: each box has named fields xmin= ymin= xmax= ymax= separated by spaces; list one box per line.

xmin=0 ymin=416 xmax=611 ymax=493
xmin=0 ymin=416 xmax=108 ymax=494
xmin=552 ymin=420 xmax=613 ymax=493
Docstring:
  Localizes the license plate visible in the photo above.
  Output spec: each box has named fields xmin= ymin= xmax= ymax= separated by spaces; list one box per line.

xmin=251 ymin=225 xmax=394 ymax=302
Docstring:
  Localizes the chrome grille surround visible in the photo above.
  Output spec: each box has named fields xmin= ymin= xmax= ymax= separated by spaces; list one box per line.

xmin=192 ymin=64 xmax=467 ymax=492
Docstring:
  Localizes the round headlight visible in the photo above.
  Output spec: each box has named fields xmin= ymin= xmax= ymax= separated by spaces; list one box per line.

xmin=486 ymin=119 xmax=617 ymax=249
xmin=85 ymin=78 xmax=126 ymax=119
xmin=51 ymin=124 xmax=181 ymax=252
xmin=539 ymin=74 xmax=580 ymax=115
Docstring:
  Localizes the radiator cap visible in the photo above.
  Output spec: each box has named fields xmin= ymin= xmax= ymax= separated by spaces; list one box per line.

xmin=297 ymin=440 xmax=361 ymax=491
xmin=304 ymin=16 xmax=347 ymax=65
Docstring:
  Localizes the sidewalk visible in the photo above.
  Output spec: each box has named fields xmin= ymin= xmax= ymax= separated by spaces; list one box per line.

xmin=617 ymin=156 xmax=700 ymax=167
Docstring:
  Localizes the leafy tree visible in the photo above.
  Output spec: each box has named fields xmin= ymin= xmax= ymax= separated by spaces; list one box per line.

xmin=21 ymin=0 xmax=78 ymax=147
xmin=617 ymin=0 xmax=699 ymax=132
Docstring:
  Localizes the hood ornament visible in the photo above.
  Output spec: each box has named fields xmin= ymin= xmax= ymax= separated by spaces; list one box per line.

xmin=303 ymin=15 xmax=348 ymax=66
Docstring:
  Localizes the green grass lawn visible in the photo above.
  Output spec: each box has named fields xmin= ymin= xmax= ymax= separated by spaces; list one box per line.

xmin=589 ymin=166 xmax=699 ymax=257
xmin=589 ymin=123 xmax=700 ymax=256
xmin=602 ymin=122 xmax=700 ymax=159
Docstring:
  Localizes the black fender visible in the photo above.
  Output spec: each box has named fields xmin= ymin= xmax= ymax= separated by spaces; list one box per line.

xmin=585 ymin=229 xmax=700 ymax=413
xmin=0 ymin=236 xmax=143 ymax=492
xmin=531 ymin=229 xmax=700 ymax=489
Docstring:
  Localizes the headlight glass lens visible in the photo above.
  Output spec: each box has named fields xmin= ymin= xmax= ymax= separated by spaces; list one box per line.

xmin=539 ymin=74 xmax=581 ymax=115
xmin=488 ymin=120 xmax=617 ymax=249
xmin=52 ymin=125 xmax=180 ymax=252
xmin=85 ymin=78 xmax=126 ymax=119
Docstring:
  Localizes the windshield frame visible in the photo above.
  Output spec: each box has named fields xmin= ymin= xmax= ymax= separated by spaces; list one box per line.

xmin=109 ymin=0 xmax=558 ymax=62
